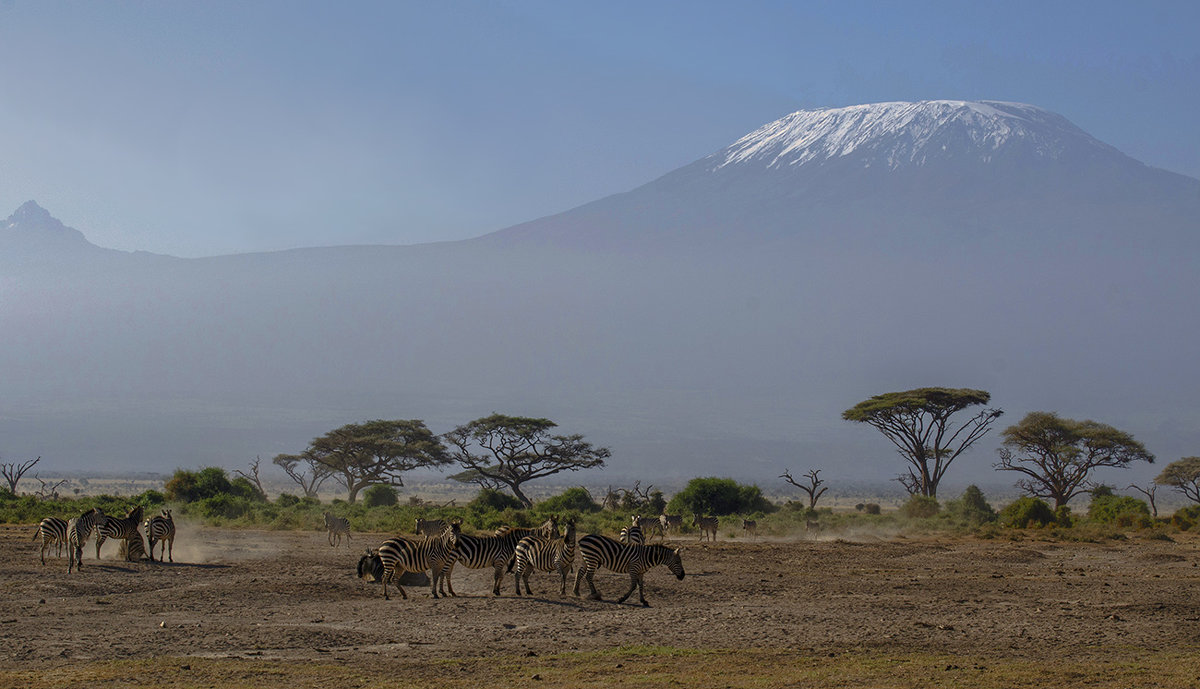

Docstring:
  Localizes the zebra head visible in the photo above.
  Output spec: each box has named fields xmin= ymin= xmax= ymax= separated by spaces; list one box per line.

xmin=356 ymin=549 xmax=383 ymax=582
xmin=667 ymin=547 xmax=686 ymax=580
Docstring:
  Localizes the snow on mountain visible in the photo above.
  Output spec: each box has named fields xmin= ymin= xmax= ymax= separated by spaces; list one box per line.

xmin=706 ymin=100 xmax=1118 ymax=172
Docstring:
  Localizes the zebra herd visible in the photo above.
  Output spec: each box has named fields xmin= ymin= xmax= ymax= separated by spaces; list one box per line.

xmin=32 ymin=506 xmax=176 ymax=570
xmin=355 ymin=514 xmax=687 ymax=606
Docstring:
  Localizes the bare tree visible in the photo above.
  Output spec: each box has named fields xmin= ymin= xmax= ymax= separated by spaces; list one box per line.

xmin=234 ymin=456 xmax=269 ymax=500
xmin=32 ymin=475 xmax=68 ymax=500
xmin=780 ymin=469 xmax=828 ymax=509
xmin=1127 ymin=483 xmax=1159 ymax=518
xmin=273 ymin=451 xmax=332 ymax=499
xmin=1 ymin=456 xmax=41 ymax=493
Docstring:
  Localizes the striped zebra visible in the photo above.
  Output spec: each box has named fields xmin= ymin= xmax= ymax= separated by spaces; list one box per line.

xmin=573 ymin=534 xmax=685 ymax=607
xmin=618 ymin=521 xmax=644 ymax=546
xmin=513 ymin=517 xmax=577 ymax=596
xmin=742 ymin=519 xmax=758 ymax=540
xmin=693 ymin=514 xmax=718 ymax=542
xmin=634 ymin=514 xmax=664 ymax=542
xmin=144 ymin=509 xmax=176 ymax=562
xmin=323 ymin=511 xmax=351 ymax=547
xmin=659 ymin=513 xmax=682 ymax=536
xmin=66 ymin=508 xmax=106 ymax=573
xmin=414 ymin=517 xmax=448 ymax=537
xmin=96 ymin=505 xmax=144 ymax=560
xmin=447 ymin=517 xmax=560 ymax=595
xmin=356 ymin=530 xmax=456 ymax=600
xmin=32 ymin=517 xmax=68 ymax=565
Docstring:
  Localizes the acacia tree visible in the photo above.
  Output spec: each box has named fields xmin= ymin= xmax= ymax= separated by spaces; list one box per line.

xmin=1155 ymin=457 xmax=1200 ymax=504
xmin=780 ymin=469 xmax=828 ymax=509
xmin=299 ymin=419 xmax=450 ymax=503
xmin=272 ymin=451 xmax=332 ymax=498
xmin=995 ymin=412 xmax=1154 ymax=508
xmin=843 ymin=388 xmax=1002 ymax=497
xmin=444 ymin=414 xmax=609 ymax=508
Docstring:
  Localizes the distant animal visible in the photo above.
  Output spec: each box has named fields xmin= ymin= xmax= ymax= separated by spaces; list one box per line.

xmin=693 ymin=514 xmax=718 ymax=542
xmin=659 ymin=513 xmax=683 ymax=536
xmin=66 ymin=508 xmax=105 ymax=573
xmin=573 ymin=534 xmax=686 ymax=607
xmin=414 ymin=517 xmax=449 ymax=538
xmin=323 ymin=511 xmax=351 ymax=547
xmin=742 ymin=519 xmax=758 ymax=541
xmin=445 ymin=517 xmax=560 ymax=596
xmin=513 ymin=517 xmax=577 ymax=596
xmin=95 ymin=505 xmax=144 ymax=559
xmin=32 ymin=517 xmax=68 ymax=565
xmin=144 ymin=509 xmax=176 ymax=562
xmin=357 ymin=530 xmax=457 ymax=600
xmin=634 ymin=514 xmax=664 ymax=542
xmin=618 ymin=520 xmax=644 ymax=546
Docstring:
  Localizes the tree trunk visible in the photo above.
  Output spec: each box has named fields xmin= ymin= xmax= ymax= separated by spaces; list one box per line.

xmin=509 ymin=482 xmax=533 ymax=508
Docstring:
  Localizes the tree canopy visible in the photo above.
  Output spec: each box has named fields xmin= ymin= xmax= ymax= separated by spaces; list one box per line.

xmin=299 ymin=419 xmax=450 ymax=503
xmin=444 ymin=414 xmax=609 ymax=507
xmin=1155 ymin=457 xmax=1200 ymax=504
xmin=995 ymin=411 xmax=1154 ymax=508
xmin=843 ymin=387 xmax=1002 ymax=497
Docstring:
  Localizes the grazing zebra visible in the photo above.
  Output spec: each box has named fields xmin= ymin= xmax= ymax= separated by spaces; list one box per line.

xmin=513 ymin=518 xmax=577 ymax=596
xmin=693 ymin=514 xmax=718 ymax=542
xmin=659 ymin=513 xmax=682 ymax=536
xmin=356 ymin=530 xmax=456 ymax=600
xmin=66 ymin=507 xmax=106 ymax=573
xmin=95 ymin=505 xmax=144 ymax=559
xmin=742 ymin=519 xmax=758 ymax=540
xmin=414 ymin=517 xmax=449 ymax=537
xmin=634 ymin=514 xmax=664 ymax=542
xmin=573 ymin=534 xmax=685 ymax=607
xmin=144 ymin=509 xmax=176 ymax=562
xmin=618 ymin=522 xmax=644 ymax=546
xmin=323 ymin=511 xmax=351 ymax=547
xmin=448 ymin=517 xmax=561 ymax=595
xmin=32 ymin=517 xmax=68 ymax=565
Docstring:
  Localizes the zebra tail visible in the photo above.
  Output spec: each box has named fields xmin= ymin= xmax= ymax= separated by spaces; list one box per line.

xmin=30 ymin=527 xmax=40 ymax=541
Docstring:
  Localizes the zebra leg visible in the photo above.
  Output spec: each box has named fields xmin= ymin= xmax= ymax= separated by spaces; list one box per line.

xmin=617 ymin=573 xmax=639 ymax=604
xmin=491 ymin=562 xmax=504 ymax=596
xmin=637 ymin=576 xmax=650 ymax=607
xmin=585 ymin=569 xmax=602 ymax=601
xmin=167 ymin=537 xmax=173 ymax=563
xmin=148 ymin=538 xmax=157 ymax=562
xmin=573 ymin=566 xmax=585 ymax=596
xmin=95 ymin=536 xmax=105 ymax=560
xmin=513 ymin=565 xmax=523 ymax=596
xmin=443 ymin=562 xmax=457 ymax=597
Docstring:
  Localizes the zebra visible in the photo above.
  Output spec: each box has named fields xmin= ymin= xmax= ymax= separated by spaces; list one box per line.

xmin=356 ymin=530 xmax=457 ymax=600
xmin=693 ymin=514 xmax=718 ymax=542
xmin=634 ymin=514 xmax=664 ymax=542
xmin=323 ymin=511 xmax=351 ymax=547
xmin=618 ymin=521 xmax=644 ymax=546
xmin=32 ymin=517 xmax=68 ymax=565
xmin=659 ymin=512 xmax=683 ymax=536
xmin=742 ymin=519 xmax=758 ymax=541
xmin=415 ymin=517 xmax=448 ymax=537
xmin=96 ymin=505 xmax=144 ymax=560
xmin=144 ymin=509 xmax=176 ymax=562
xmin=573 ymin=534 xmax=685 ymax=607
xmin=513 ymin=517 xmax=577 ymax=596
xmin=447 ymin=517 xmax=560 ymax=595
xmin=66 ymin=507 xmax=106 ymax=573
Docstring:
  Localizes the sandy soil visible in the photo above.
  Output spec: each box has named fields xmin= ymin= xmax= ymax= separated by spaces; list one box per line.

xmin=1 ymin=523 xmax=1198 ymax=671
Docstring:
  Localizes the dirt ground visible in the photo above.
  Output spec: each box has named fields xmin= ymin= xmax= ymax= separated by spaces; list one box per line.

xmin=2 ymin=522 xmax=1199 ymax=681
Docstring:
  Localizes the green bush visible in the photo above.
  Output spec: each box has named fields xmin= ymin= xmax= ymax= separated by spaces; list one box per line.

xmin=666 ymin=477 xmax=774 ymax=517
xmin=900 ymin=495 xmax=941 ymax=519
xmin=863 ymin=503 xmax=881 ymax=515
xmin=537 ymin=487 xmax=601 ymax=513
xmin=1170 ymin=505 xmax=1200 ymax=531
xmin=999 ymin=496 xmax=1055 ymax=528
xmin=468 ymin=488 xmax=524 ymax=513
xmin=276 ymin=493 xmax=301 ymax=507
xmin=945 ymin=485 xmax=996 ymax=525
xmin=363 ymin=484 xmax=399 ymax=507
xmin=1087 ymin=489 xmax=1150 ymax=528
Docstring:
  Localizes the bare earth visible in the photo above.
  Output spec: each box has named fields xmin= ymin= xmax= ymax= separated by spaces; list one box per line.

xmin=1 ymin=523 xmax=1198 ymax=685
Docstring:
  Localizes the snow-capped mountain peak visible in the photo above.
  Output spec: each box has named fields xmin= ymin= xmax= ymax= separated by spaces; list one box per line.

xmin=708 ymin=100 xmax=1115 ymax=172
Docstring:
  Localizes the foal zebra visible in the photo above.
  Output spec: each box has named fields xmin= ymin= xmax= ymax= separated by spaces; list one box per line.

xmin=693 ymin=514 xmax=718 ymax=542
xmin=95 ymin=505 xmax=144 ymax=560
xmin=573 ymin=534 xmax=685 ymax=607
xmin=144 ymin=509 xmax=176 ymax=562
xmin=66 ymin=508 xmax=106 ymax=573
xmin=323 ymin=511 xmax=351 ymax=547
xmin=357 ymin=530 xmax=456 ymax=600
xmin=33 ymin=517 xmax=68 ymax=565
xmin=446 ymin=517 xmax=560 ymax=595
xmin=513 ymin=518 xmax=577 ymax=596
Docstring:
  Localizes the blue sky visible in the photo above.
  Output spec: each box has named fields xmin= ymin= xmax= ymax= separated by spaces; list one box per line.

xmin=1 ymin=1 xmax=1196 ymax=257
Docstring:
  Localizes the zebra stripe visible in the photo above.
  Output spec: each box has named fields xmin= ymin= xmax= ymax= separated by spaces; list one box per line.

xmin=693 ymin=514 xmax=718 ymax=542
xmin=414 ymin=517 xmax=448 ymax=537
xmin=447 ymin=517 xmax=560 ymax=595
xmin=634 ymin=514 xmax=664 ymax=541
xmin=33 ymin=517 xmax=68 ymax=565
xmin=144 ymin=509 xmax=176 ymax=562
xmin=513 ymin=518 xmax=577 ymax=596
xmin=659 ymin=513 xmax=682 ymax=535
xmin=573 ymin=534 xmax=685 ymax=607
xmin=357 ymin=532 xmax=456 ymax=600
xmin=67 ymin=508 xmax=106 ymax=573
xmin=618 ymin=524 xmax=644 ymax=545
xmin=96 ymin=505 xmax=144 ymax=560
xmin=323 ymin=511 xmax=351 ymax=547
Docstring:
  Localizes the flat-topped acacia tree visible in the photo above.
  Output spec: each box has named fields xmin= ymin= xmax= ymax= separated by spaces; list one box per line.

xmin=444 ymin=414 xmax=610 ymax=508
xmin=303 ymin=419 xmax=450 ymax=503
xmin=1154 ymin=456 xmax=1200 ymax=505
xmin=843 ymin=387 xmax=1003 ymax=498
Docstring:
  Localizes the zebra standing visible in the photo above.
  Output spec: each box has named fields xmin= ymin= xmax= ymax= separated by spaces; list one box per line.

xmin=634 ymin=514 xmax=664 ymax=542
xmin=742 ymin=519 xmax=758 ymax=540
xmin=573 ymin=534 xmax=685 ymax=607
xmin=693 ymin=514 xmax=718 ymax=542
xmin=659 ymin=513 xmax=682 ymax=536
xmin=144 ymin=509 xmax=176 ymax=562
xmin=95 ymin=505 xmax=144 ymax=560
xmin=357 ymin=530 xmax=457 ymax=600
xmin=32 ymin=517 xmax=68 ymax=565
xmin=66 ymin=507 xmax=106 ymax=573
xmin=618 ymin=518 xmax=644 ymax=546
xmin=323 ymin=511 xmax=351 ymax=547
xmin=447 ymin=516 xmax=560 ymax=595
xmin=414 ymin=517 xmax=448 ymax=537
xmin=513 ymin=517 xmax=577 ymax=596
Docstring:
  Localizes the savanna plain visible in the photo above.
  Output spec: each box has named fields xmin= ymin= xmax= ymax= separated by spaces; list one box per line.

xmin=1 ymin=522 xmax=1198 ymax=689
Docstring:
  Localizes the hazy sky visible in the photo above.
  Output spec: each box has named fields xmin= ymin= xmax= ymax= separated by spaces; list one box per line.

xmin=1 ymin=1 xmax=1196 ymax=257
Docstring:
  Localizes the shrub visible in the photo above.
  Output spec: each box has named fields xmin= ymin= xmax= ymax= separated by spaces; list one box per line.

xmin=276 ymin=493 xmax=301 ymax=507
xmin=900 ymin=495 xmax=941 ymax=519
xmin=1170 ymin=505 xmax=1200 ymax=531
xmin=999 ymin=496 xmax=1055 ymax=528
xmin=468 ymin=488 xmax=524 ymax=513
xmin=363 ymin=484 xmax=399 ymax=507
xmin=538 ymin=487 xmax=601 ymax=513
xmin=863 ymin=503 xmax=881 ymax=515
xmin=1087 ymin=489 xmax=1150 ymax=527
xmin=1054 ymin=505 xmax=1073 ymax=528
xmin=666 ymin=477 xmax=774 ymax=517
xmin=945 ymin=485 xmax=996 ymax=525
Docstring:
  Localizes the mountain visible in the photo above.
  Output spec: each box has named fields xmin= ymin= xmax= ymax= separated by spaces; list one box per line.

xmin=2 ymin=101 xmax=1198 ymax=489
